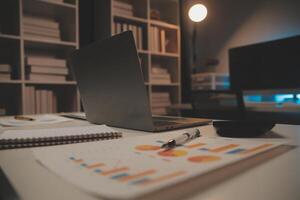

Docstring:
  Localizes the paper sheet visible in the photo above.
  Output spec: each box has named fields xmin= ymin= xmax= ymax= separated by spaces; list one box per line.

xmin=0 ymin=125 xmax=114 ymax=139
xmin=33 ymin=132 xmax=286 ymax=199
xmin=0 ymin=115 xmax=72 ymax=127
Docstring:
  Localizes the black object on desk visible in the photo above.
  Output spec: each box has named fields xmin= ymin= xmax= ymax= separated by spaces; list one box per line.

xmin=0 ymin=167 xmax=20 ymax=200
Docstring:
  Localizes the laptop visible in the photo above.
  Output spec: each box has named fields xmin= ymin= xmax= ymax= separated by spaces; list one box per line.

xmin=69 ymin=31 xmax=211 ymax=131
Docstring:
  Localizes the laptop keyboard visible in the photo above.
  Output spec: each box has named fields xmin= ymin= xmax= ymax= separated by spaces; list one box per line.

xmin=153 ymin=120 xmax=179 ymax=126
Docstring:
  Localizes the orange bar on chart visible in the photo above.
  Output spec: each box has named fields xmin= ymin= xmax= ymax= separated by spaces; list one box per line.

xmin=73 ymin=159 xmax=84 ymax=163
xmin=86 ymin=163 xmax=105 ymax=169
xmin=140 ymin=171 xmax=186 ymax=186
xmin=210 ymin=144 xmax=239 ymax=153
xmin=185 ymin=143 xmax=205 ymax=149
xmin=101 ymin=167 xmax=129 ymax=176
xmin=240 ymin=144 xmax=273 ymax=155
xmin=118 ymin=169 xmax=157 ymax=182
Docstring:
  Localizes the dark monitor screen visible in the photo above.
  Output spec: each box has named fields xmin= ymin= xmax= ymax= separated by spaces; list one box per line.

xmin=229 ymin=35 xmax=300 ymax=90
xmin=192 ymin=35 xmax=300 ymax=125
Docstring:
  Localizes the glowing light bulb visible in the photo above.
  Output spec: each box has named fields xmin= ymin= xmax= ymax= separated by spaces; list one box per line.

xmin=188 ymin=4 xmax=208 ymax=22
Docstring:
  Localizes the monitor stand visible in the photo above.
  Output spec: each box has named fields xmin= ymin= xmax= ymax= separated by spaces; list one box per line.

xmin=213 ymin=120 xmax=275 ymax=138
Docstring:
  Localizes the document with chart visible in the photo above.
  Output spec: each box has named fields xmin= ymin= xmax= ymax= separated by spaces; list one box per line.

xmin=33 ymin=131 xmax=286 ymax=199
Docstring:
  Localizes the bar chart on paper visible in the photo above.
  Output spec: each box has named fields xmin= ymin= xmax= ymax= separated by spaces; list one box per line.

xmin=33 ymin=132 xmax=285 ymax=199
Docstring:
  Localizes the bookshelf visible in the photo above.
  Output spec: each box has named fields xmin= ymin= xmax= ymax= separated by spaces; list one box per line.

xmin=93 ymin=0 xmax=181 ymax=116
xmin=0 ymin=0 xmax=80 ymax=116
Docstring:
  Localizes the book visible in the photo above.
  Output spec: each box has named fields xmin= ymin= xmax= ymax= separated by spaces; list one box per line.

xmin=0 ymin=125 xmax=122 ymax=150
xmin=23 ymin=33 xmax=60 ymax=41
xmin=35 ymin=90 xmax=39 ymax=114
xmin=27 ymin=66 xmax=68 ymax=75
xmin=23 ymin=24 xmax=60 ymax=35
xmin=152 ymin=92 xmax=170 ymax=99
xmin=137 ymin=26 xmax=143 ymax=50
xmin=26 ymin=56 xmax=66 ymax=68
xmin=0 ymin=64 xmax=11 ymax=72
xmin=23 ymin=15 xmax=59 ymax=29
xmin=152 ymin=67 xmax=168 ymax=74
xmin=27 ymin=73 xmax=66 ymax=82
xmin=23 ymin=28 xmax=60 ymax=38
xmin=113 ymin=1 xmax=133 ymax=11
xmin=0 ymin=73 xmax=11 ymax=80
xmin=114 ymin=7 xmax=133 ymax=16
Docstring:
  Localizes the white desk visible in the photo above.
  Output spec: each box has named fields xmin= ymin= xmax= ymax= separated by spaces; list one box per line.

xmin=0 ymin=119 xmax=300 ymax=200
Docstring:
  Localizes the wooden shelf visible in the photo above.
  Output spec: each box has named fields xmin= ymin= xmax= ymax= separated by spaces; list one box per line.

xmin=138 ymin=49 xmax=149 ymax=54
xmin=25 ymin=81 xmax=77 ymax=85
xmin=151 ymin=52 xmax=180 ymax=58
xmin=83 ymin=0 xmax=181 ymax=116
xmin=151 ymin=82 xmax=180 ymax=86
xmin=150 ymin=20 xmax=179 ymax=30
xmin=37 ymin=0 xmax=76 ymax=9
xmin=0 ymin=80 xmax=22 ymax=84
xmin=0 ymin=0 xmax=80 ymax=115
xmin=0 ymin=33 xmax=20 ymax=40
xmin=114 ymin=14 xmax=148 ymax=24
xmin=23 ymin=37 xmax=77 ymax=47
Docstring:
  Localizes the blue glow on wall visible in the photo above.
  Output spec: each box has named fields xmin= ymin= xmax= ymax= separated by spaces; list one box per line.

xmin=244 ymin=95 xmax=262 ymax=102
xmin=274 ymin=94 xmax=294 ymax=103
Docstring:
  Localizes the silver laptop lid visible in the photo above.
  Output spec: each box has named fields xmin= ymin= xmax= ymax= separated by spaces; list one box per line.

xmin=69 ymin=31 xmax=154 ymax=131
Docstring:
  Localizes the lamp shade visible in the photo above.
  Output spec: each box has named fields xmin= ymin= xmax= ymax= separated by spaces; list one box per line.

xmin=188 ymin=4 xmax=207 ymax=22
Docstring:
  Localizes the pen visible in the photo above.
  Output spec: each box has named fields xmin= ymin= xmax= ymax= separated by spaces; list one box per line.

xmin=14 ymin=116 xmax=35 ymax=121
xmin=161 ymin=129 xmax=201 ymax=149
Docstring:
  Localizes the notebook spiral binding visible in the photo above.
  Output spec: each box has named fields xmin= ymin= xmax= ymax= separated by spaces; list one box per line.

xmin=0 ymin=132 xmax=122 ymax=150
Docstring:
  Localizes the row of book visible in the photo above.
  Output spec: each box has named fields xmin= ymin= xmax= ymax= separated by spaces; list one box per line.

xmin=149 ymin=26 xmax=170 ymax=53
xmin=0 ymin=64 xmax=11 ymax=80
xmin=151 ymin=64 xmax=171 ymax=84
xmin=23 ymin=15 xmax=61 ymax=41
xmin=192 ymin=72 xmax=230 ymax=90
xmin=151 ymin=92 xmax=171 ymax=115
xmin=114 ymin=22 xmax=144 ymax=50
xmin=24 ymin=86 xmax=57 ymax=114
xmin=113 ymin=0 xmax=134 ymax=17
xmin=26 ymin=55 xmax=68 ymax=82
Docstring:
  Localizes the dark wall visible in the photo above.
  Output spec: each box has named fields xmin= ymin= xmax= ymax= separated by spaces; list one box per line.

xmin=191 ymin=0 xmax=300 ymax=73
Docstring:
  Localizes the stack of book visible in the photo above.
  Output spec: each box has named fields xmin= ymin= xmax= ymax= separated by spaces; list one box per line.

xmin=150 ymin=26 xmax=169 ymax=53
xmin=25 ymin=56 xmax=68 ymax=82
xmin=0 ymin=64 xmax=11 ymax=80
xmin=23 ymin=15 xmax=61 ymax=41
xmin=114 ymin=22 xmax=143 ymax=50
xmin=151 ymin=65 xmax=171 ymax=84
xmin=151 ymin=92 xmax=171 ymax=115
xmin=192 ymin=72 xmax=230 ymax=90
xmin=113 ymin=0 xmax=134 ymax=16
xmin=24 ymin=86 xmax=57 ymax=114
xmin=0 ymin=107 xmax=6 ymax=116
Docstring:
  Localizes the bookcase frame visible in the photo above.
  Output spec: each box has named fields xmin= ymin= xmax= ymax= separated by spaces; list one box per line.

xmin=95 ymin=0 xmax=181 ymax=115
xmin=0 ymin=0 xmax=80 ymax=115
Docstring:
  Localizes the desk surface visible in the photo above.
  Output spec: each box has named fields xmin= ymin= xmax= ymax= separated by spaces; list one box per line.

xmin=0 ymin=119 xmax=300 ymax=200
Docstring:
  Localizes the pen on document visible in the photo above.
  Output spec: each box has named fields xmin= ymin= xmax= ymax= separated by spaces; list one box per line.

xmin=14 ymin=116 xmax=35 ymax=121
xmin=161 ymin=129 xmax=201 ymax=149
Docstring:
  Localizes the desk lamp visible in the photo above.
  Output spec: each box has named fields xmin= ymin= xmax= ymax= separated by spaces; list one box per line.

xmin=188 ymin=3 xmax=207 ymax=68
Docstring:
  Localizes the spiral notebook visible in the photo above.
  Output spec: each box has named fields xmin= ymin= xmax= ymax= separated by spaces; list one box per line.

xmin=0 ymin=125 xmax=122 ymax=150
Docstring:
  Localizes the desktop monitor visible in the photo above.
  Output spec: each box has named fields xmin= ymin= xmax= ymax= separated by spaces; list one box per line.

xmin=192 ymin=35 xmax=300 ymax=136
